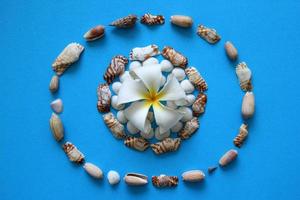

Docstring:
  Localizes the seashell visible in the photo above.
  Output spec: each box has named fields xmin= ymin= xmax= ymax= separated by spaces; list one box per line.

xmin=117 ymin=110 xmax=127 ymax=124
xmin=186 ymin=94 xmax=196 ymax=106
xmin=50 ymin=98 xmax=63 ymax=114
xmin=104 ymin=55 xmax=128 ymax=84
xmin=182 ymin=170 xmax=205 ymax=182
xmin=107 ymin=170 xmax=120 ymax=185
xmin=124 ymin=173 xmax=148 ymax=186
xmin=103 ymin=112 xmax=126 ymax=139
xmin=152 ymin=175 xmax=178 ymax=187
xmin=160 ymin=59 xmax=174 ymax=72
xmin=167 ymin=101 xmax=178 ymax=109
xmin=143 ymin=57 xmax=159 ymax=66
xmin=197 ymin=25 xmax=221 ymax=44
xmin=112 ymin=81 xmax=122 ymax=94
xmin=120 ymin=71 xmax=133 ymax=82
xmin=62 ymin=142 xmax=85 ymax=164
xmin=49 ymin=113 xmax=64 ymax=141
xmin=151 ymin=138 xmax=181 ymax=155
xmin=178 ymin=107 xmax=193 ymax=122
xmin=234 ymin=123 xmax=248 ymax=148
xmin=178 ymin=117 xmax=199 ymax=139
xmin=208 ymin=166 xmax=218 ymax=174
xmin=110 ymin=14 xmax=138 ymax=28
xmin=171 ymin=121 xmax=183 ymax=133
xmin=126 ymin=121 xmax=140 ymax=134
xmin=83 ymin=25 xmax=105 ymax=41
xmin=219 ymin=149 xmax=238 ymax=167
xmin=129 ymin=61 xmax=142 ymax=71
xmin=241 ymin=92 xmax=255 ymax=119
xmin=97 ymin=83 xmax=111 ymax=113
xmin=185 ymin=67 xmax=208 ymax=92
xmin=236 ymin=62 xmax=252 ymax=91
xmin=49 ymin=75 xmax=59 ymax=93
xmin=162 ymin=46 xmax=187 ymax=68
xmin=180 ymin=80 xmax=194 ymax=94
xmin=124 ymin=136 xmax=149 ymax=151
xmin=192 ymin=93 xmax=207 ymax=117
xmin=52 ymin=43 xmax=84 ymax=76
xmin=225 ymin=41 xmax=238 ymax=61
xmin=140 ymin=128 xmax=154 ymax=139
xmin=111 ymin=95 xmax=125 ymax=110
xmin=130 ymin=45 xmax=160 ymax=61
xmin=170 ymin=15 xmax=193 ymax=28
xmin=83 ymin=162 xmax=103 ymax=179
xmin=141 ymin=13 xmax=165 ymax=25
xmin=155 ymin=127 xmax=170 ymax=140
xmin=172 ymin=67 xmax=186 ymax=81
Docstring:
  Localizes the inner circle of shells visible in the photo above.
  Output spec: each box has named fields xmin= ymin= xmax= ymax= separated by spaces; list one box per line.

xmin=49 ymin=14 xmax=255 ymax=188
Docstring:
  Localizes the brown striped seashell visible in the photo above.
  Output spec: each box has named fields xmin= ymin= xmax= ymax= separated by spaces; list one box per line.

xmin=62 ymin=142 xmax=85 ymax=164
xmin=103 ymin=112 xmax=126 ymax=139
xmin=182 ymin=170 xmax=205 ymax=182
xmin=178 ymin=117 xmax=199 ymax=140
xmin=124 ymin=173 xmax=148 ymax=186
xmin=197 ymin=25 xmax=221 ymax=44
xmin=236 ymin=62 xmax=252 ymax=91
xmin=192 ymin=93 xmax=207 ymax=117
xmin=219 ymin=149 xmax=238 ymax=167
xmin=141 ymin=13 xmax=165 ymax=25
xmin=110 ymin=14 xmax=138 ymax=28
xmin=124 ymin=136 xmax=149 ymax=152
xmin=152 ymin=175 xmax=178 ymax=187
xmin=170 ymin=15 xmax=193 ymax=28
xmin=52 ymin=43 xmax=84 ymax=76
xmin=162 ymin=46 xmax=188 ymax=68
xmin=83 ymin=25 xmax=105 ymax=41
xmin=97 ymin=83 xmax=111 ymax=113
xmin=150 ymin=138 xmax=181 ymax=155
xmin=241 ymin=92 xmax=255 ymax=119
xmin=225 ymin=41 xmax=238 ymax=61
xmin=185 ymin=67 xmax=208 ymax=92
xmin=104 ymin=55 xmax=128 ymax=84
xmin=130 ymin=45 xmax=160 ymax=61
xmin=233 ymin=123 xmax=248 ymax=148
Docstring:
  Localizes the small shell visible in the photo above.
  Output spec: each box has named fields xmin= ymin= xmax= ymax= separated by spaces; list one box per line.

xmin=49 ymin=75 xmax=59 ymax=93
xmin=127 ymin=121 xmax=140 ymax=134
xmin=83 ymin=25 xmax=105 ymax=41
xmin=197 ymin=25 xmax=221 ymax=44
xmin=186 ymin=94 xmax=196 ymax=106
xmin=62 ymin=142 xmax=85 ymax=164
xmin=107 ymin=170 xmax=120 ymax=185
xmin=172 ymin=68 xmax=186 ymax=81
xmin=236 ymin=62 xmax=252 ymax=91
xmin=182 ymin=170 xmax=205 ymax=182
xmin=160 ymin=60 xmax=174 ymax=72
xmin=140 ymin=128 xmax=154 ymax=139
xmin=225 ymin=41 xmax=238 ymax=61
xmin=151 ymin=138 xmax=181 ymax=155
xmin=129 ymin=61 xmax=142 ymax=71
xmin=117 ymin=110 xmax=127 ymax=124
xmin=178 ymin=117 xmax=199 ymax=140
xmin=124 ymin=173 xmax=148 ymax=186
xmin=155 ymin=127 xmax=170 ymax=140
xmin=208 ymin=166 xmax=218 ymax=174
xmin=219 ymin=149 xmax=238 ymax=167
xmin=178 ymin=107 xmax=193 ymax=122
xmin=171 ymin=15 xmax=193 ymax=28
xmin=103 ymin=112 xmax=126 ymax=139
xmin=52 ymin=43 xmax=84 ymax=76
xmin=104 ymin=55 xmax=128 ymax=84
xmin=97 ymin=83 xmax=111 ymax=113
xmin=110 ymin=14 xmax=138 ymax=28
xmin=49 ymin=113 xmax=64 ymax=141
xmin=233 ymin=123 xmax=248 ymax=148
xmin=171 ymin=121 xmax=183 ymax=133
xmin=141 ymin=14 xmax=165 ymax=25
xmin=192 ymin=93 xmax=207 ymax=117
xmin=50 ymin=99 xmax=63 ymax=114
xmin=83 ymin=162 xmax=103 ymax=179
xmin=112 ymin=81 xmax=122 ymax=94
xmin=185 ymin=67 xmax=208 ymax=92
xmin=124 ymin=136 xmax=150 ymax=151
xmin=143 ymin=57 xmax=159 ymax=66
xmin=162 ymin=46 xmax=188 ymax=68
xmin=241 ymin=92 xmax=255 ymax=119
xmin=180 ymin=80 xmax=194 ymax=93
xmin=130 ymin=45 xmax=160 ymax=61
xmin=111 ymin=95 xmax=125 ymax=110
xmin=152 ymin=175 xmax=178 ymax=187
xmin=167 ymin=101 xmax=178 ymax=109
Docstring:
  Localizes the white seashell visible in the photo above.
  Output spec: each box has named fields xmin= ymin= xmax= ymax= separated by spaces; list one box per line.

xmin=111 ymin=95 xmax=125 ymax=110
xmin=178 ymin=107 xmax=193 ymax=122
xmin=130 ymin=45 xmax=160 ymax=61
xmin=107 ymin=170 xmax=120 ymax=185
xmin=127 ymin=121 xmax=140 ymax=134
xmin=147 ymin=111 xmax=154 ymax=122
xmin=129 ymin=61 xmax=142 ymax=71
xmin=155 ymin=127 xmax=170 ymax=140
xmin=172 ymin=68 xmax=186 ymax=81
xmin=167 ymin=101 xmax=178 ymax=109
xmin=180 ymin=80 xmax=195 ymax=94
xmin=160 ymin=75 xmax=166 ymax=87
xmin=50 ymin=99 xmax=63 ymax=114
xmin=112 ymin=81 xmax=122 ymax=94
xmin=182 ymin=170 xmax=205 ymax=182
xmin=117 ymin=110 xmax=127 ymax=124
xmin=119 ymin=71 xmax=133 ymax=83
xmin=171 ymin=121 xmax=183 ymax=133
xmin=236 ymin=62 xmax=252 ymax=91
xmin=83 ymin=162 xmax=103 ymax=179
xmin=140 ymin=128 xmax=154 ymax=139
xmin=241 ymin=92 xmax=255 ymax=119
xmin=143 ymin=57 xmax=159 ymax=66
xmin=186 ymin=94 xmax=196 ymax=106
xmin=160 ymin=60 xmax=174 ymax=72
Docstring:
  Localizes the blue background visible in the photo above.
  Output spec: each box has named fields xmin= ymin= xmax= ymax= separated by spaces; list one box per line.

xmin=1 ymin=0 xmax=300 ymax=199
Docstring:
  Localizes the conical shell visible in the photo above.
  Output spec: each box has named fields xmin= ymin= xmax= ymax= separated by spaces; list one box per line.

xmin=241 ymin=92 xmax=255 ymax=119
xmin=152 ymin=175 xmax=178 ymax=187
xmin=110 ymin=15 xmax=138 ymax=28
xmin=192 ymin=93 xmax=207 ymax=117
xmin=233 ymin=123 xmax=248 ymax=148
xmin=130 ymin=45 xmax=160 ymax=61
xmin=236 ymin=62 xmax=252 ymax=91
xmin=197 ymin=25 xmax=221 ymax=44
xmin=182 ymin=170 xmax=205 ymax=182
xmin=225 ymin=41 xmax=238 ymax=61
xmin=141 ymin=14 xmax=165 ymax=25
xmin=151 ymin=138 xmax=181 ymax=155
xmin=124 ymin=173 xmax=148 ymax=186
xmin=83 ymin=162 xmax=103 ymax=179
xmin=103 ymin=112 xmax=126 ymax=139
xmin=104 ymin=55 xmax=128 ymax=84
xmin=83 ymin=25 xmax=105 ymax=41
xmin=219 ymin=149 xmax=238 ymax=167
xmin=171 ymin=15 xmax=193 ymax=27
xmin=208 ymin=166 xmax=218 ymax=174
xmin=185 ymin=67 xmax=208 ymax=92
xmin=49 ymin=75 xmax=59 ymax=93
xmin=62 ymin=142 xmax=85 ymax=164
xmin=162 ymin=46 xmax=187 ymax=68
xmin=178 ymin=117 xmax=199 ymax=140
xmin=124 ymin=136 xmax=149 ymax=151
xmin=49 ymin=113 xmax=64 ymax=141
xmin=97 ymin=83 xmax=111 ymax=113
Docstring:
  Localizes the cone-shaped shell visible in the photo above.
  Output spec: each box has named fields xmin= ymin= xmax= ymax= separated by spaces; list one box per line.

xmin=84 ymin=25 xmax=105 ymax=41
xmin=110 ymin=15 xmax=138 ymax=28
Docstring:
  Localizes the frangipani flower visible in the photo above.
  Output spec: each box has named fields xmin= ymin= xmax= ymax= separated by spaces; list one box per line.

xmin=117 ymin=64 xmax=187 ymax=133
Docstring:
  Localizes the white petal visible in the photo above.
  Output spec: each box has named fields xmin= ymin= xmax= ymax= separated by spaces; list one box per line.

xmin=158 ymin=74 xmax=186 ymax=101
xmin=178 ymin=107 xmax=193 ymax=122
xmin=117 ymin=79 xmax=148 ymax=105
xmin=155 ymin=127 xmax=170 ymax=140
xmin=172 ymin=68 xmax=186 ymax=81
xmin=111 ymin=95 xmax=125 ymax=110
xmin=160 ymin=75 xmax=166 ymax=87
xmin=175 ymin=98 xmax=188 ymax=106
xmin=112 ymin=81 xmax=122 ymax=94
xmin=126 ymin=121 xmax=140 ymax=134
xmin=144 ymin=119 xmax=152 ymax=134
xmin=167 ymin=101 xmax=178 ymax=109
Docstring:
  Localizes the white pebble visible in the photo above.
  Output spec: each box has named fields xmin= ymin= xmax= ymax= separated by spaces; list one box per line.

xmin=119 ymin=71 xmax=132 ymax=83
xmin=140 ymin=128 xmax=154 ymax=139
xmin=160 ymin=60 xmax=174 ymax=72
xmin=160 ymin=75 xmax=166 ymax=87
xmin=178 ymin=107 xmax=193 ymax=122
xmin=111 ymin=95 xmax=125 ymax=110
xmin=127 ymin=121 xmax=139 ymax=134
xmin=180 ymin=79 xmax=195 ymax=93
xmin=155 ymin=127 xmax=170 ymax=140
xmin=167 ymin=101 xmax=178 ymax=109
xmin=112 ymin=81 xmax=122 ymax=94
xmin=117 ymin=110 xmax=127 ymax=124
xmin=129 ymin=61 xmax=142 ymax=71
xmin=147 ymin=111 xmax=154 ymax=122
xmin=171 ymin=121 xmax=183 ymax=133
xmin=172 ymin=68 xmax=186 ymax=81
xmin=50 ymin=98 xmax=63 ymax=113
xmin=107 ymin=170 xmax=120 ymax=185
xmin=186 ymin=94 xmax=196 ymax=106
xmin=142 ymin=57 xmax=159 ymax=66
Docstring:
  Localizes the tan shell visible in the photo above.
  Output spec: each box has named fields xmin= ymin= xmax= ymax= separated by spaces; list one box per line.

xmin=178 ymin=117 xmax=199 ymax=140
xmin=185 ymin=67 xmax=208 ymax=91
xmin=110 ymin=15 xmax=138 ymax=28
xmin=103 ymin=112 xmax=126 ymax=139
xmin=233 ymin=123 xmax=248 ymax=148
xmin=49 ymin=75 xmax=59 ymax=93
xmin=62 ymin=142 xmax=85 ymax=164
xmin=49 ymin=113 xmax=64 ymax=141
xmin=236 ymin=62 xmax=252 ymax=91
xmin=130 ymin=45 xmax=160 ymax=61
xmin=141 ymin=14 xmax=165 ymax=25
xmin=197 ymin=25 xmax=221 ymax=44
xmin=97 ymin=83 xmax=111 ymax=113
xmin=192 ymin=93 xmax=207 ymax=117
xmin=152 ymin=175 xmax=178 ymax=187
xmin=83 ymin=162 xmax=103 ymax=179
xmin=225 ymin=41 xmax=238 ymax=61
xmin=124 ymin=136 xmax=149 ymax=151
xmin=52 ymin=43 xmax=84 ymax=76
xmin=170 ymin=15 xmax=193 ymax=27
xmin=182 ymin=170 xmax=205 ymax=182
xmin=162 ymin=46 xmax=187 ymax=68
xmin=241 ymin=92 xmax=255 ymax=119
xmin=219 ymin=149 xmax=238 ymax=167
xmin=150 ymin=138 xmax=181 ymax=155
xmin=124 ymin=173 xmax=148 ymax=186
xmin=104 ymin=55 xmax=128 ymax=84
xmin=83 ymin=25 xmax=105 ymax=41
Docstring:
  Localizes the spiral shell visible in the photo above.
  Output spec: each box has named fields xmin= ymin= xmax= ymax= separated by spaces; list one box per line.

xmin=152 ymin=175 xmax=178 ymax=187
xmin=192 ymin=93 xmax=207 ymax=117
xmin=104 ymin=55 xmax=128 ymax=84
xmin=83 ymin=25 xmax=105 ymax=41
xmin=62 ymin=142 xmax=85 ymax=164
xmin=110 ymin=14 xmax=138 ymax=28
xmin=162 ymin=46 xmax=187 ymax=68
xmin=103 ymin=112 xmax=126 ymax=139
xmin=130 ymin=45 xmax=160 ymax=61
xmin=178 ymin=117 xmax=199 ymax=140
xmin=124 ymin=136 xmax=149 ymax=151
xmin=150 ymin=138 xmax=181 ymax=155
xmin=141 ymin=13 xmax=165 ymax=25
xmin=185 ymin=67 xmax=208 ymax=92
xmin=197 ymin=25 xmax=221 ymax=44
xmin=233 ymin=123 xmax=248 ymax=148
xmin=97 ymin=83 xmax=111 ymax=113
xmin=236 ymin=62 xmax=252 ymax=91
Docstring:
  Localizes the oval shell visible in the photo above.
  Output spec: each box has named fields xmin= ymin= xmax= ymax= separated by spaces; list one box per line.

xmin=103 ymin=112 xmax=126 ymax=139
xmin=62 ymin=142 xmax=85 ymax=164
xmin=141 ymin=14 xmax=165 ymax=25
xmin=162 ymin=46 xmax=187 ymax=68
xmin=236 ymin=62 xmax=252 ymax=91
xmin=241 ymin=92 xmax=255 ymax=119
xmin=185 ymin=67 xmax=208 ymax=92
xmin=124 ymin=173 xmax=148 ymax=186
xmin=49 ymin=75 xmax=59 ymax=93
xmin=219 ymin=149 xmax=238 ymax=167
xmin=83 ymin=162 xmax=103 ymax=179
xmin=197 ymin=25 xmax=221 ymax=44
xmin=83 ymin=25 xmax=105 ymax=41
xmin=97 ymin=83 xmax=111 ymax=113
xmin=171 ymin=15 xmax=193 ymax=27
xmin=225 ymin=41 xmax=238 ymax=61
xmin=182 ymin=170 xmax=205 ymax=182
xmin=152 ymin=175 xmax=178 ymax=187
xmin=192 ymin=93 xmax=207 ymax=117
xmin=49 ymin=113 xmax=64 ymax=141
xmin=107 ymin=170 xmax=120 ymax=185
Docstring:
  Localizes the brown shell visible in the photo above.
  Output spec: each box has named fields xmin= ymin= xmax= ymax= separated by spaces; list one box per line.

xmin=192 ymin=93 xmax=207 ymax=117
xmin=219 ymin=149 xmax=238 ymax=167
xmin=178 ymin=117 xmax=199 ymax=140
xmin=141 ymin=14 xmax=165 ymax=25
xmin=124 ymin=136 xmax=149 ymax=151
xmin=150 ymin=138 xmax=181 ymax=155
xmin=110 ymin=14 xmax=138 ymax=28
xmin=103 ymin=112 xmax=126 ymax=139
xmin=185 ymin=67 xmax=208 ymax=92
xmin=233 ymin=123 xmax=248 ymax=148
xmin=97 ymin=83 xmax=111 ymax=113
xmin=152 ymin=175 xmax=178 ymax=187
xmin=83 ymin=25 xmax=105 ymax=41
xmin=104 ymin=55 xmax=128 ymax=84
xmin=161 ymin=46 xmax=187 ymax=68
xmin=197 ymin=25 xmax=221 ymax=44
xmin=62 ymin=142 xmax=85 ymax=164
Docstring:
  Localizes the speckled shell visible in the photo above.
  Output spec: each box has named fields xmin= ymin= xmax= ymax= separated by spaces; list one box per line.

xmin=152 ymin=175 xmax=178 ymax=187
xmin=83 ymin=25 xmax=105 ymax=41
xmin=130 ymin=45 xmax=160 ymax=61
xmin=178 ymin=117 xmax=199 ymax=140
xmin=162 ymin=46 xmax=187 ymax=68
xmin=150 ymin=138 xmax=181 ymax=155
xmin=234 ymin=124 xmax=248 ymax=148
xmin=141 ymin=13 xmax=165 ymax=25
xmin=52 ymin=43 xmax=84 ymax=76
xmin=192 ymin=93 xmax=207 ymax=117
xmin=236 ymin=62 xmax=252 ymax=91
xmin=219 ymin=149 xmax=238 ymax=167
xmin=110 ymin=15 xmax=138 ymax=28
xmin=124 ymin=136 xmax=149 ymax=151
xmin=197 ymin=25 xmax=221 ymax=44
xmin=103 ymin=112 xmax=126 ymax=139
xmin=62 ymin=142 xmax=85 ymax=164
xmin=97 ymin=83 xmax=111 ymax=113
xmin=104 ymin=55 xmax=128 ymax=84
xmin=185 ymin=67 xmax=208 ymax=91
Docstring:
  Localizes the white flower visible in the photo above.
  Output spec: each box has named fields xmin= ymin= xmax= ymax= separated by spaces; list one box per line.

xmin=117 ymin=64 xmax=187 ymax=132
